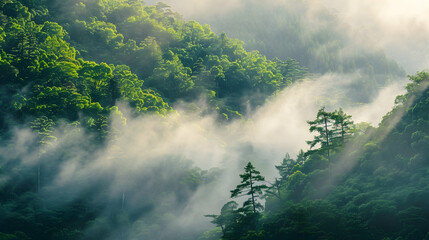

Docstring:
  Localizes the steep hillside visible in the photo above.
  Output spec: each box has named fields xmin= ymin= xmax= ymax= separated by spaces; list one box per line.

xmin=206 ymin=72 xmax=429 ymax=240
xmin=1 ymin=1 xmax=427 ymax=240
xmin=183 ymin=0 xmax=406 ymax=103
xmin=0 ymin=0 xmax=308 ymax=132
xmin=0 ymin=1 xmax=308 ymax=239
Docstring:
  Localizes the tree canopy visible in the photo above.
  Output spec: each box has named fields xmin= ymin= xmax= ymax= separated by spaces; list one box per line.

xmin=1 ymin=1 xmax=429 ymax=240
xmin=205 ymin=72 xmax=429 ymax=240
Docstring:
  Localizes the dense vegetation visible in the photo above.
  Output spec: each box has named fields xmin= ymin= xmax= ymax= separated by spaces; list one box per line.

xmin=0 ymin=0 xmax=428 ymax=240
xmin=205 ymin=71 xmax=429 ymax=240
xmin=0 ymin=0 xmax=308 ymax=239
xmin=0 ymin=0 xmax=309 ymax=131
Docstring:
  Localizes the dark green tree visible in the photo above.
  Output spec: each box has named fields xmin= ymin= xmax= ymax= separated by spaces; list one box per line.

xmin=266 ymin=153 xmax=296 ymax=199
xmin=275 ymin=153 xmax=296 ymax=180
xmin=332 ymin=108 xmax=354 ymax=145
xmin=266 ymin=178 xmax=283 ymax=200
xmin=296 ymin=149 xmax=306 ymax=165
xmin=231 ymin=162 xmax=268 ymax=213
xmin=306 ymin=107 xmax=334 ymax=160
xmin=205 ymin=201 xmax=240 ymax=236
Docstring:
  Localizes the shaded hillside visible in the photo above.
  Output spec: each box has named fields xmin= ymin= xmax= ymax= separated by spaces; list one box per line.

xmin=190 ymin=0 xmax=406 ymax=103
xmin=1 ymin=1 xmax=427 ymax=240
xmin=0 ymin=1 xmax=308 ymax=239
xmin=205 ymin=71 xmax=429 ymax=240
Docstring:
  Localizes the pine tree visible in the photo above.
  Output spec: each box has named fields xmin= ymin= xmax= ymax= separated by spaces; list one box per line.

xmin=332 ymin=108 xmax=354 ymax=145
xmin=306 ymin=107 xmax=354 ymax=153
xmin=306 ymin=107 xmax=334 ymax=160
xmin=266 ymin=153 xmax=297 ymax=199
xmin=275 ymin=153 xmax=295 ymax=180
xmin=230 ymin=162 xmax=268 ymax=213
xmin=306 ymin=108 xmax=354 ymax=176
xmin=296 ymin=149 xmax=306 ymax=165
xmin=266 ymin=177 xmax=283 ymax=199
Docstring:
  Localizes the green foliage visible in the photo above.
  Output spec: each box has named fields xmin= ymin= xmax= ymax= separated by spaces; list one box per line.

xmin=331 ymin=108 xmax=354 ymax=144
xmin=40 ymin=0 xmax=307 ymax=115
xmin=205 ymin=201 xmax=240 ymax=237
xmin=0 ymin=0 xmax=308 ymax=129
xmin=198 ymin=227 xmax=222 ymax=240
xmin=30 ymin=116 xmax=56 ymax=150
xmin=23 ymin=86 xmax=103 ymax=120
xmin=306 ymin=107 xmax=354 ymax=164
xmin=208 ymin=73 xmax=429 ymax=240
xmin=230 ymin=162 xmax=268 ymax=213
xmin=146 ymin=52 xmax=194 ymax=100
xmin=208 ymin=163 xmax=268 ymax=239
xmin=3 ymin=1 xmax=429 ymax=240
xmin=0 ymin=0 xmax=176 ymax=135
xmin=306 ymin=107 xmax=334 ymax=151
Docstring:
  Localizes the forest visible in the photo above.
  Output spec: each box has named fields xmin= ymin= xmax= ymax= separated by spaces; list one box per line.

xmin=0 ymin=0 xmax=429 ymax=239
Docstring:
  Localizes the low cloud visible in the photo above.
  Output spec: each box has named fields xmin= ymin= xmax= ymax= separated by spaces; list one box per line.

xmin=0 ymin=72 xmax=408 ymax=238
xmin=147 ymin=0 xmax=429 ymax=73
xmin=320 ymin=0 xmax=429 ymax=73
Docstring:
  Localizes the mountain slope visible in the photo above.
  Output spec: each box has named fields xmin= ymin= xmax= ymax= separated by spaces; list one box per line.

xmin=0 ymin=1 xmax=308 ymax=239
xmin=205 ymin=72 xmax=429 ymax=240
xmin=180 ymin=0 xmax=406 ymax=103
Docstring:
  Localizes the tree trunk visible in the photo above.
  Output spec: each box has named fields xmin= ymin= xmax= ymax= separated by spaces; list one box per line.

xmin=249 ymin=172 xmax=256 ymax=213
xmin=324 ymin=117 xmax=331 ymax=176
xmin=275 ymin=180 xmax=282 ymax=199
xmin=324 ymin=117 xmax=330 ymax=160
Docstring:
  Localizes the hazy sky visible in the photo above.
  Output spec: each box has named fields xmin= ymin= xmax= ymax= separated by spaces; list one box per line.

xmin=321 ymin=0 xmax=429 ymax=73
xmin=146 ymin=0 xmax=429 ymax=73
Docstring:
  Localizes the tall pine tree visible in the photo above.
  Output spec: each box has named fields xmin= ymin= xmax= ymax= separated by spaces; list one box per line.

xmin=306 ymin=107 xmax=334 ymax=160
xmin=231 ymin=162 xmax=267 ymax=213
xmin=332 ymin=108 xmax=354 ymax=145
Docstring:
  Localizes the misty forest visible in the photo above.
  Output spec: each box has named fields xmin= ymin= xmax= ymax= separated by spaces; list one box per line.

xmin=1 ymin=0 xmax=429 ymax=239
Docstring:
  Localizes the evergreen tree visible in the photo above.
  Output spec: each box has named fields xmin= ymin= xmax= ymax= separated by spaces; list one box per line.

xmin=205 ymin=201 xmax=240 ymax=236
xmin=296 ymin=149 xmax=306 ymax=165
xmin=275 ymin=153 xmax=295 ymax=180
xmin=266 ymin=153 xmax=297 ymax=199
xmin=306 ymin=107 xmax=334 ymax=160
xmin=331 ymin=108 xmax=354 ymax=145
xmin=231 ymin=162 xmax=268 ymax=213
xmin=265 ymin=177 xmax=283 ymax=200
xmin=306 ymin=107 xmax=354 ymax=175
